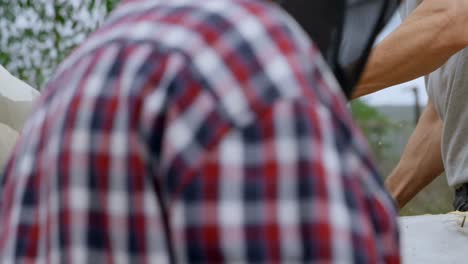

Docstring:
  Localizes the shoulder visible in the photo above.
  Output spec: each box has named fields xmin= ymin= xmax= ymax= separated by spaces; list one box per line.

xmin=49 ymin=0 xmax=345 ymax=129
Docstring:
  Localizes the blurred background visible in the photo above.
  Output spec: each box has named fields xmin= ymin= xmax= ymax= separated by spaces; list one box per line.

xmin=0 ymin=0 xmax=452 ymax=215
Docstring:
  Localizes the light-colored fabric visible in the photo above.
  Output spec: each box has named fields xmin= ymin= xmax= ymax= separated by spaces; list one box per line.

xmin=0 ymin=65 xmax=39 ymax=131
xmin=0 ymin=95 xmax=36 ymax=132
xmin=432 ymin=50 xmax=468 ymax=186
xmin=402 ymin=0 xmax=468 ymax=186
xmin=0 ymin=123 xmax=18 ymax=169
xmin=0 ymin=65 xmax=39 ymax=170
xmin=0 ymin=65 xmax=39 ymax=101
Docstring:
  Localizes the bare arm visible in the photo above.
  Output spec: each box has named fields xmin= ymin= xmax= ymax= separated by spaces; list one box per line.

xmin=352 ymin=0 xmax=468 ymax=98
xmin=385 ymin=100 xmax=444 ymax=208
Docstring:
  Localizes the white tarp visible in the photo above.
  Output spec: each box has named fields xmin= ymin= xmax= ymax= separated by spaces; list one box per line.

xmin=0 ymin=65 xmax=39 ymax=168
xmin=400 ymin=212 xmax=468 ymax=263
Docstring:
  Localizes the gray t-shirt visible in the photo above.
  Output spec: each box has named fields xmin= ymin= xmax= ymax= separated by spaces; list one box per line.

xmin=402 ymin=0 xmax=468 ymax=186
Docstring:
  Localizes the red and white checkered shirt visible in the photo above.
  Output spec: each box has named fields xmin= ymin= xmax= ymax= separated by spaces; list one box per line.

xmin=0 ymin=0 xmax=400 ymax=263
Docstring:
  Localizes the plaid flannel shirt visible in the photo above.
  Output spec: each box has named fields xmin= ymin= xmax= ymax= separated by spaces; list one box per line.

xmin=0 ymin=0 xmax=400 ymax=263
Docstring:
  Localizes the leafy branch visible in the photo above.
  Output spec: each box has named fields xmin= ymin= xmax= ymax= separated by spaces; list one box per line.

xmin=0 ymin=0 xmax=121 ymax=89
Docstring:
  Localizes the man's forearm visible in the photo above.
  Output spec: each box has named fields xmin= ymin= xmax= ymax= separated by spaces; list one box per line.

xmin=385 ymin=100 xmax=444 ymax=208
xmin=353 ymin=0 xmax=466 ymax=98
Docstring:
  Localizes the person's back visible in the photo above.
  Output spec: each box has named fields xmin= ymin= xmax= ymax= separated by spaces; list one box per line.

xmin=0 ymin=0 xmax=399 ymax=262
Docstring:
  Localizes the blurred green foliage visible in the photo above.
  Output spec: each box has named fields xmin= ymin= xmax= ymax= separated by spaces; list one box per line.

xmin=0 ymin=0 xmax=121 ymax=88
xmin=351 ymin=99 xmax=396 ymax=163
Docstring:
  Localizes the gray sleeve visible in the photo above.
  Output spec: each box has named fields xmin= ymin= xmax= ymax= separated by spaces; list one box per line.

xmin=399 ymin=0 xmax=421 ymax=20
